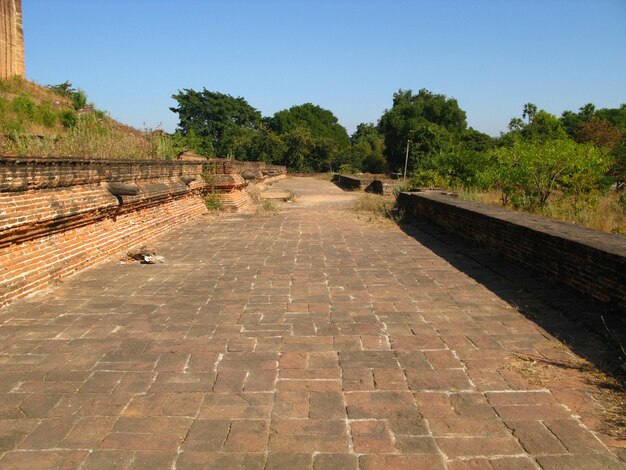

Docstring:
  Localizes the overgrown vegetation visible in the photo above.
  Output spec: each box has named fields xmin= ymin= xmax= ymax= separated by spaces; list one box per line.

xmin=381 ymin=93 xmax=626 ymax=234
xmin=46 ymin=81 xmax=87 ymax=110
xmin=170 ymin=89 xmax=356 ymax=172
xmin=167 ymin=85 xmax=625 ymax=232
xmin=257 ymin=198 xmax=278 ymax=214
xmin=0 ymin=77 xmax=181 ymax=160
xmin=352 ymin=193 xmax=399 ymax=225
xmin=203 ymin=192 xmax=223 ymax=211
xmin=3 ymin=76 xmax=624 ymax=232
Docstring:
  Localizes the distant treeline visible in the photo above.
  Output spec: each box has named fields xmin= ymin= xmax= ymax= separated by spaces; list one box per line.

xmin=170 ymin=88 xmax=625 ymax=202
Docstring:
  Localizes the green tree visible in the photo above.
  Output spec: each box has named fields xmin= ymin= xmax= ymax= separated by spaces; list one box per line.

xmin=170 ymin=88 xmax=262 ymax=157
xmin=230 ymin=127 xmax=286 ymax=164
xmin=595 ymin=104 xmax=626 ymax=128
xmin=460 ymin=128 xmax=494 ymax=152
xmin=268 ymin=103 xmax=350 ymax=171
xmin=577 ymin=118 xmax=626 ymax=188
xmin=522 ymin=110 xmax=568 ymax=142
xmin=350 ymin=123 xmax=386 ymax=173
xmin=423 ymin=128 xmax=495 ymax=189
xmin=504 ymin=107 xmax=567 ymax=144
xmin=579 ymin=103 xmax=596 ymax=120
xmin=508 ymin=117 xmax=524 ymax=132
xmin=560 ymin=110 xmax=581 ymax=138
xmin=522 ymin=102 xmax=537 ymax=124
xmin=480 ymin=138 xmax=612 ymax=209
xmin=280 ymin=127 xmax=316 ymax=172
xmin=269 ymin=103 xmax=349 ymax=146
xmin=378 ymin=88 xmax=467 ymax=172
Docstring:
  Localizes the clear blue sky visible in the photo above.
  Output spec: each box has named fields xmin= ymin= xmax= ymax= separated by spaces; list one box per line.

xmin=23 ymin=0 xmax=626 ymax=136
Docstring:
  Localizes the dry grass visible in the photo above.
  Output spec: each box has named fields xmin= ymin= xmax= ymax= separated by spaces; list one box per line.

xmin=352 ymin=193 xmax=399 ymax=226
xmin=504 ymin=351 xmax=626 ymax=440
xmin=541 ymin=191 xmax=626 ymax=234
xmin=0 ymin=77 xmax=177 ymax=160
xmin=2 ymin=112 xmax=177 ymax=160
xmin=256 ymin=199 xmax=279 ymax=214
xmin=245 ymin=185 xmax=279 ymax=215
xmin=0 ymin=76 xmax=71 ymax=106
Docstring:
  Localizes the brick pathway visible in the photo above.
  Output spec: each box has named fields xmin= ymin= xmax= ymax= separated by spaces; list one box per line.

xmin=0 ymin=177 xmax=623 ymax=469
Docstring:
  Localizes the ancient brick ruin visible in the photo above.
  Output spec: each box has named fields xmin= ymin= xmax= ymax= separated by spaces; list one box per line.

xmin=0 ymin=157 xmax=285 ymax=307
xmin=0 ymin=0 xmax=25 ymax=79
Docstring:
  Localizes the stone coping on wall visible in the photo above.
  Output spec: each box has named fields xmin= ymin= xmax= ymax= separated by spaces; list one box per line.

xmin=398 ymin=190 xmax=626 ymax=312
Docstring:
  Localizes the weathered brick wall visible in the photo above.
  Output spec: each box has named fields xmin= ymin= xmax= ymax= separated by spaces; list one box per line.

xmin=398 ymin=191 xmax=626 ymax=312
xmin=207 ymin=158 xmax=287 ymax=180
xmin=0 ymin=157 xmax=213 ymax=307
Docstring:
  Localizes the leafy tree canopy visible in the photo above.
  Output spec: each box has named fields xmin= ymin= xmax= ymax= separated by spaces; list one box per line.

xmin=378 ymin=88 xmax=467 ymax=171
xmin=265 ymin=103 xmax=351 ymax=172
xmin=460 ymin=128 xmax=494 ymax=153
xmin=503 ymin=107 xmax=567 ymax=144
xmin=268 ymin=103 xmax=350 ymax=149
xmin=170 ymin=88 xmax=262 ymax=156
xmin=560 ymin=103 xmax=626 ymax=139
xmin=349 ymin=123 xmax=386 ymax=173
xmin=480 ymin=138 xmax=612 ymax=209
xmin=229 ymin=127 xmax=286 ymax=164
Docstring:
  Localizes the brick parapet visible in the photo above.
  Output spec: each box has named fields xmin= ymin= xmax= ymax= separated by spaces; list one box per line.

xmin=0 ymin=156 xmax=211 ymax=191
xmin=0 ymin=156 xmax=219 ymax=307
xmin=398 ymin=191 xmax=626 ymax=312
xmin=0 ymin=156 xmax=285 ymax=307
xmin=206 ymin=158 xmax=286 ymax=179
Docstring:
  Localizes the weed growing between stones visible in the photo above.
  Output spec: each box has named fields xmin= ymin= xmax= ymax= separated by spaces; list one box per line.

xmin=352 ymin=193 xmax=402 ymax=225
xmin=257 ymin=198 xmax=278 ymax=214
xmin=203 ymin=193 xmax=223 ymax=211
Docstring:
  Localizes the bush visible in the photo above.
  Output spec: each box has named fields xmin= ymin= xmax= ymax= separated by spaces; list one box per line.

xmin=410 ymin=169 xmax=449 ymax=188
xmin=59 ymin=109 xmax=77 ymax=128
xmin=46 ymin=81 xmax=88 ymax=110
xmin=203 ymin=193 xmax=223 ymax=210
xmin=40 ymin=104 xmax=57 ymax=128
xmin=72 ymin=89 xmax=87 ymax=110
xmin=11 ymin=95 xmax=35 ymax=120
xmin=480 ymin=138 xmax=613 ymax=210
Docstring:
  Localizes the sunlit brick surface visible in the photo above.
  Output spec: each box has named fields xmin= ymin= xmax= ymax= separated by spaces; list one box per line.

xmin=0 ymin=177 xmax=622 ymax=469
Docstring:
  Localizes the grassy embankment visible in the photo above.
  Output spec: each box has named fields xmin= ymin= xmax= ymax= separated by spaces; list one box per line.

xmin=0 ymin=77 xmax=177 ymax=160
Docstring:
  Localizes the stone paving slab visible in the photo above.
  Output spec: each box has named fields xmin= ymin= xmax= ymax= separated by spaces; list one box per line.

xmin=0 ymin=177 xmax=624 ymax=469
